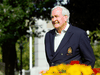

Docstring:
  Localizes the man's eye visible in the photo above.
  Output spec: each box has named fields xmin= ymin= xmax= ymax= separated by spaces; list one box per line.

xmin=51 ymin=16 xmax=54 ymax=18
xmin=55 ymin=16 xmax=58 ymax=17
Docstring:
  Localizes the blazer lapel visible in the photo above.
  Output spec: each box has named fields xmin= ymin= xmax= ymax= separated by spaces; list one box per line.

xmin=52 ymin=25 xmax=74 ymax=58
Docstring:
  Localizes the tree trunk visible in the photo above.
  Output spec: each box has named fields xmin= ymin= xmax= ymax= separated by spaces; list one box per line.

xmin=1 ymin=41 xmax=18 ymax=75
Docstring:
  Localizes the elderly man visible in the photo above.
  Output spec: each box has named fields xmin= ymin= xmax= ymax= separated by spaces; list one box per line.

xmin=44 ymin=6 xmax=95 ymax=68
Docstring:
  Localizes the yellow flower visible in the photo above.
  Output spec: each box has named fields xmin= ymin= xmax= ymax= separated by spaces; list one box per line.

xmin=47 ymin=66 xmax=55 ymax=73
xmin=96 ymin=73 xmax=100 ymax=75
xmin=46 ymin=66 xmax=59 ymax=73
xmin=60 ymin=73 xmax=68 ymax=75
xmin=65 ymin=64 xmax=71 ymax=71
xmin=66 ymin=64 xmax=81 ymax=75
xmin=53 ymin=73 xmax=61 ymax=75
xmin=52 ymin=66 xmax=59 ymax=73
xmin=42 ymin=73 xmax=54 ymax=75
xmin=81 ymin=65 xmax=93 ymax=75
xmin=56 ymin=63 xmax=66 ymax=70
xmin=42 ymin=61 xmax=95 ymax=75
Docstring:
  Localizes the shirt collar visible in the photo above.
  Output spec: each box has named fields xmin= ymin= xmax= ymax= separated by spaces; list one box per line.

xmin=55 ymin=23 xmax=70 ymax=35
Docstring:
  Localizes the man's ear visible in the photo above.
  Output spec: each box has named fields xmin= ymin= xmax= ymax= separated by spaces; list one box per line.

xmin=64 ymin=15 xmax=68 ymax=21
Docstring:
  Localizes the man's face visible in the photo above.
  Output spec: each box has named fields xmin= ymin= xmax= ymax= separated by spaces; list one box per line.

xmin=51 ymin=7 xmax=67 ymax=29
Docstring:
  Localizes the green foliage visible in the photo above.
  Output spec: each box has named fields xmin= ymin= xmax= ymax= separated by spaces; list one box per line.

xmin=0 ymin=0 xmax=36 ymax=74
xmin=92 ymin=44 xmax=100 ymax=68
xmin=89 ymin=26 xmax=100 ymax=68
xmin=0 ymin=47 xmax=2 ymax=62
xmin=0 ymin=4 xmax=22 ymax=43
xmin=89 ymin=28 xmax=100 ymax=43
xmin=16 ymin=35 xmax=34 ymax=70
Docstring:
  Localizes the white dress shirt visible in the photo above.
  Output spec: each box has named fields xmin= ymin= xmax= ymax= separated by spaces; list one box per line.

xmin=54 ymin=23 xmax=70 ymax=52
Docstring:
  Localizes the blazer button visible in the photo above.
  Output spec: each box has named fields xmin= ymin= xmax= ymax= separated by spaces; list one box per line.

xmin=52 ymin=63 xmax=54 ymax=65
xmin=61 ymin=53 xmax=63 ymax=55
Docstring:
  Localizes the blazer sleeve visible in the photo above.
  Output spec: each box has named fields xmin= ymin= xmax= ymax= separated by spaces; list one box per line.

xmin=44 ymin=33 xmax=50 ymax=64
xmin=79 ymin=31 xmax=95 ymax=68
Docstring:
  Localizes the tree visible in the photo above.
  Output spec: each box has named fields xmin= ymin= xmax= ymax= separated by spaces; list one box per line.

xmin=0 ymin=0 xmax=35 ymax=75
xmin=0 ymin=0 xmax=56 ymax=74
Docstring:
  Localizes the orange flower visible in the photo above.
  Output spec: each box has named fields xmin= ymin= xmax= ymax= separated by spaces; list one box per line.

xmin=39 ymin=70 xmax=46 ymax=74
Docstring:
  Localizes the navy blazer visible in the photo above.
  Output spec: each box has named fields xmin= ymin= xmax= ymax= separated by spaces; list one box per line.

xmin=45 ymin=24 xmax=95 ymax=68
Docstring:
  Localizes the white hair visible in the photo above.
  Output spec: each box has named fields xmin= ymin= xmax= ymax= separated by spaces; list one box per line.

xmin=51 ymin=6 xmax=70 ymax=23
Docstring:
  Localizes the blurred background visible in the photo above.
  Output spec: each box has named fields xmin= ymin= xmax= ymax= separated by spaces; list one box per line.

xmin=0 ymin=0 xmax=100 ymax=75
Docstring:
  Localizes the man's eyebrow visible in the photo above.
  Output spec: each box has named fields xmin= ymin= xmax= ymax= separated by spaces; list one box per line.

xmin=55 ymin=15 xmax=59 ymax=17
xmin=51 ymin=15 xmax=59 ymax=17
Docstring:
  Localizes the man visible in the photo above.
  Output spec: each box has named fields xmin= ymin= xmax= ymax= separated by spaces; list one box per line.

xmin=44 ymin=6 xmax=95 ymax=68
